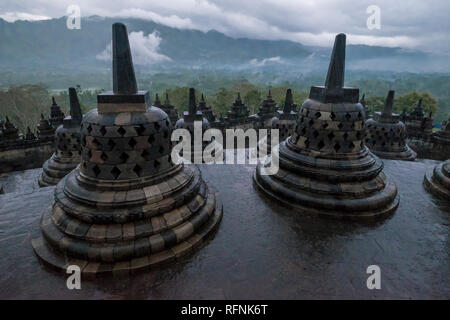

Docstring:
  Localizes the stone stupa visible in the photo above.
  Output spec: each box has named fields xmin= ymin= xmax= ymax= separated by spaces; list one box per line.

xmin=271 ymin=88 xmax=298 ymax=142
xmin=38 ymin=88 xmax=83 ymax=187
xmin=32 ymin=23 xmax=223 ymax=276
xmin=226 ymin=93 xmax=250 ymax=128
xmin=364 ymin=90 xmax=416 ymax=161
xmin=160 ymin=92 xmax=179 ymax=125
xmin=49 ymin=96 xmax=65 ymax=129
xmin=175 ymin=88 xmax=222 ymax=162
xmin=253 ymin=34 xmax=399 ymax=220
xmin=37 ymin=114 xmax=55 ymax=140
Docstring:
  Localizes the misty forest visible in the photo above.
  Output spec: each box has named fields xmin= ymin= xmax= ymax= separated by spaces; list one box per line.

xmin=0 ymin=16 xmax=448 ymax=133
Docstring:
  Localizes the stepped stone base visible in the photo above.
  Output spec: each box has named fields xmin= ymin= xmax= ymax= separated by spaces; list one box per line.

xmin=253 ymin=141 xmax=399 ymax=221
xmin=370 ymin=146 xmax=417 ymax=161
xmin=32 ymin=165 xmax=223 ymax=277
xmin=38 ymin=155 xmax=79 ymax=187
xmin=423 ymin=161 xmax=450 ymax=200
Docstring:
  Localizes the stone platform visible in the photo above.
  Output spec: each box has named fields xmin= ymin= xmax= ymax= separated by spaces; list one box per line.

xmin=0 ymin=157 xmax=448 ymax=299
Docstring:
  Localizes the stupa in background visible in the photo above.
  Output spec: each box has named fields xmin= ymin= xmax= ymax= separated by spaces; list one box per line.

xmin=364 ymin=90 xmax=416 ymax=161
xmin=37 ymin=114 xmax=55 ymax=140
xmin=175 ymin=88 xmax=222 ymax=162
xmin=271 ymin=89 xmax=298 ymax=142
xmin=225 ymin=93 xmax=251 ymax=129
xmin=253 ymin=34 xmax=399 ymax=220
xmin=198 ymin=94 xmax=216 ymax=123
xmin=38 ymin=88 xmax=83 ymax=187
xmin=32 ymin=23 xmax=223 ymax=276
xmin=160 ymin=93 xmax=179 ymax=125
xmin=49 ymin=97 xmax=65 ymax=129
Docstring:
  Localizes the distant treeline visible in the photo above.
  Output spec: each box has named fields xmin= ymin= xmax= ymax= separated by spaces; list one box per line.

xmin=0 ymin=83 xmax=444 ymax=134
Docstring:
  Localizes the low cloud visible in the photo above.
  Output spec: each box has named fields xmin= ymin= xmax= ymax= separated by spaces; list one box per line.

xmin=0 ymin=11 xmax=50 ymax=22
xmin=250 ymin=56 xmax=283 ymax=67
xmin=96 ymin=30 xmax=171 ymax=65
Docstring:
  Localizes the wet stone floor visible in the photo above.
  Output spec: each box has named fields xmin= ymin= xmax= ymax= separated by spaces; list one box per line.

xmin=0 ymin=158 xmax=448 ymax=299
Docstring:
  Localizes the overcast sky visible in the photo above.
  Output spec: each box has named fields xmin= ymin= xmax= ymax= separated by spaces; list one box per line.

xmin=0 ymin=0 xmax=449 ymax=54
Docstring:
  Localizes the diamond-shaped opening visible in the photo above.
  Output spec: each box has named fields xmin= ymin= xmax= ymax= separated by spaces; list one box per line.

xmin=87 ymin=125 xmax=92 ymax=134
xmin=133 ymin=164 xmax=142 ymax=176
xmin=141 ymin=149 xmax=150 ymax=160
xmin=128 ymin=137 xmax=137 ymax=148
xmin=100 ymin=152 xmax=108 ymax=161
xmin=107 ymin=139 xmax=116 ymax=149
xmin=111 ymin=166 xmax=121 ymax=179
xmin=159 ymin=145 xmax=164 ymax=154
xmin=92 ymin=165 xmax=101 ymax=177
xmin=308 ymin=119 xmax=314 ymax=126
xmin=345 ymin=113 xmax=351 ymax=120
xmin=318 ymin=140 xmax=325 ymax=149
xmin=100 ymin=126 xmax=107 ymax=136
xmin=315 ymin=112 xmax=321 ymax=119
xmin=153 ymin=159 xmax=161 ymax=168
xmin=92 ymin=138 xmax=100 ymax=148
xmin=334 ymin=142 xmax=341 ymax=152
xmin=117 ymin=126 xmax=126 ymax=136
xmin=343 ymin=132 xmax=349 ymax=140
xmin=300 ymin=116 xmax=304 ymax=123
xmin=135 ymin=125 xmax=145 ymax=135
xmin=349 ymin=141 xmax=355 ymax=149
xmin=313 ymin=130 xmax=319 ymax=138
xmin=148 ymin=134 xmax=155 ymax=144
xmin=338 ymin=122 xmax=343 ymax=130
xmin=304 ymin=139 xmax=310 ymax=148
xmin=330 ymin=112 xmax=336 ymax=120
xmin=154 ymin=122 xmax=161 ymax=131
xmin=322 ymin=122 xmax=328 ymax=129
xmin=68 ymin=151 xmax=73 ymax=157
xmin=120 ymin=152 xmax=129 ymax=163
xmin=328 ymin=132 xmax=335 ymax=140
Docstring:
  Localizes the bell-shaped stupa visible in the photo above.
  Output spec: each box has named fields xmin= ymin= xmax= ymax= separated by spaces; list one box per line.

xmin=364 ymin=90 xmax=416 ymax=161
xmin=38 ymin=88 xmax=83 ymax=187
xmin=160 ymin=92 xmax=179 ymax=125
xmin=37 ymin=114 xmax=55 ymax=140
xmin=49 ymin=96 xmax=65 ymax=129
xmin=32 ymin=23 xmax=223 ymax=276
xmin=253 ymin=34 xmax=399 ymax=220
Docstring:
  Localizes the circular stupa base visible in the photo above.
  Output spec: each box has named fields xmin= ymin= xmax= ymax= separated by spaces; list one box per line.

xmin=253 ymin=167 xmax=399 ymax=221
xmin=31 ymin=198 xmax=222 ymax=278
xmin=370 ymin=146 xmax=417 ymax=161
xmin=32 ymin=164 xmax=223 ymax=277
xmin=423 ymin=161 xmax=450 ymax=200
xmin=38 ymin=156 xmax=79 ymax=187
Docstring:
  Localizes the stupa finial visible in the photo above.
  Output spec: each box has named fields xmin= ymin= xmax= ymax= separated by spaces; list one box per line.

xmin=383 ymin=90 xmax=395 ymax=116
xmin=283 ymin=88 xmax=294 ymax=112
xmin=112 ymin=22 xmax=137 ymax=94
xmin=52 ymin=96 xmax=56 ymax=105
xmin=189 ymin=88 xmax=197 ymax=114
xmin=69 ymin=87 xmax=83 ymax=125
xmin=164 ymin=92 xmax=170 ymax=104
xmin=325 ymin=33 xmax=346 ymax=90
